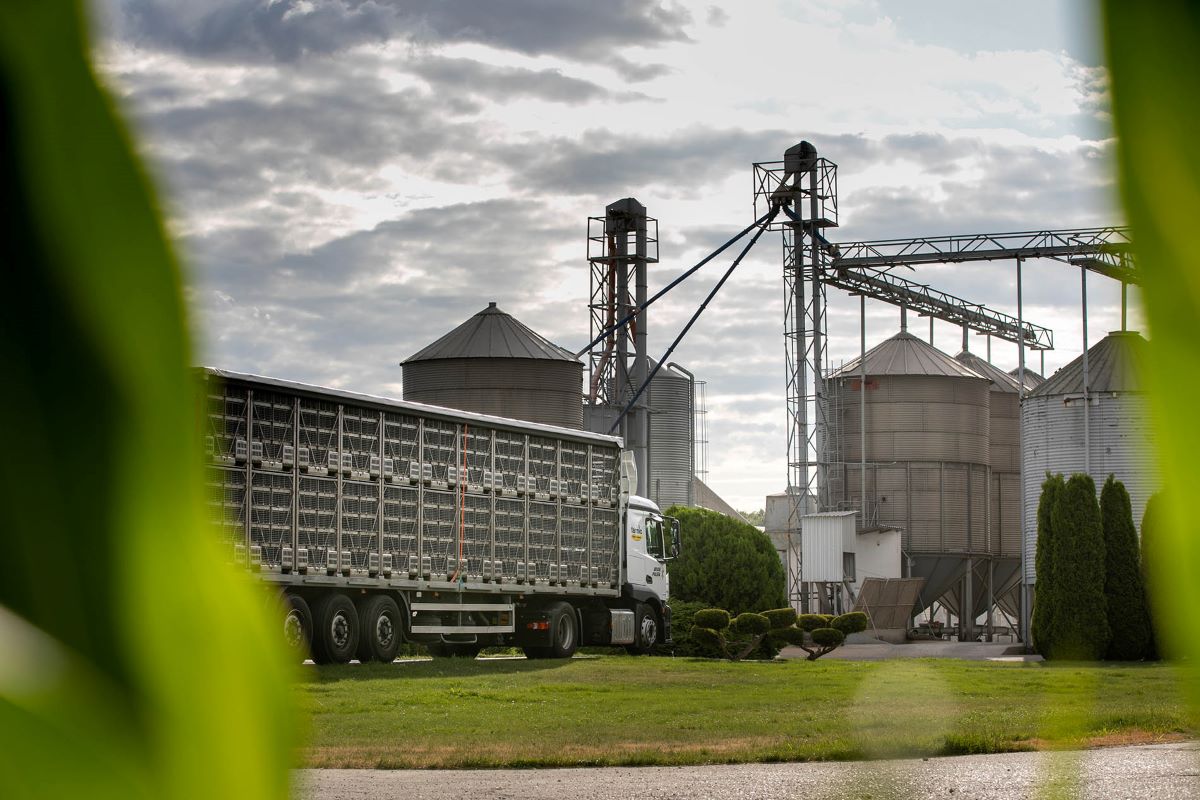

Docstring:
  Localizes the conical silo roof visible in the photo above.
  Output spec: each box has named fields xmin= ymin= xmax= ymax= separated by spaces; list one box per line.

xmin=955 ymin=351 xmax=1022 ymax=393
xmin=831 ymin=330 xmax=986 ymax=380
xmin=402 ymin=302 xmax=577 ymax=364
xmin=1008 ymin=366 xmax=1044 ymax=388
xmin=1030 ymin=330 xmax=1147 ymax=398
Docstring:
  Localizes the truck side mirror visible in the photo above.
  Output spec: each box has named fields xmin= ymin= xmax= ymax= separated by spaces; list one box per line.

xmin=669 ymin=518 xmax=681 ymax=559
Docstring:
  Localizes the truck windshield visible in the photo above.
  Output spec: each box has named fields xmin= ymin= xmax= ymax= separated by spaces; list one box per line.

xmin=645 ymin=517 xmax=664 ymax=560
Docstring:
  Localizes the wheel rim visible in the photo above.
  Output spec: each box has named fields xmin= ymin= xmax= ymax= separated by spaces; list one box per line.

xmin=556 ymin=614 xmax=574 ymax=651
xmin=640 ymin=615 xmax=657 ymax=646
xmin=376 ymin=613 xmax=395 ymax=649
xmin=283 ymin=610 xmax=305 ymax=648
xmin=331 ymin=611 xmax=350 ymax=649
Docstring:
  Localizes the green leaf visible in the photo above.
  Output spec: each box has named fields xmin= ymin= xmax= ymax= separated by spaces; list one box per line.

xmin=1104 ymin=0 xmax=1200 ymax=711
xmin=0 ymin=3 xmax=297 ymax=798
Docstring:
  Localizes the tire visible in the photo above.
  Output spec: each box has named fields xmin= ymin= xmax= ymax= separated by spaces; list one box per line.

xmin=281 ymin=593 xmax=313 ymax=662
xmin=626 ymin=602 xmax=658 ymax=655
xmin=546 ymin=602 xmax=579 ymax=659
xmin=356 ymin=595 xmax=402 ymax=663
xmin=311 ymin=594 xmax=359 ymax=664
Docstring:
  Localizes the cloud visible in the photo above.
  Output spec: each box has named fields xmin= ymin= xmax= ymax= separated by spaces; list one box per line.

xmin=407 ymin=56 xmax=652 ymax=104
xmin=109 ymin=0 xmax=693 ymax=65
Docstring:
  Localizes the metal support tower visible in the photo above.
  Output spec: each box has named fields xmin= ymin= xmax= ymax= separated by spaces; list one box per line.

xmin=754 ymin=143 xmax=839 ymax=524
xmin=586 ymin=199 xmax=659 ymax=496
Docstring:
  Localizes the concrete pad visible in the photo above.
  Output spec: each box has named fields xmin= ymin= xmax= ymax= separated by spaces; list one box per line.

xmin=777 ymin=641 xmax=1044 ymax=662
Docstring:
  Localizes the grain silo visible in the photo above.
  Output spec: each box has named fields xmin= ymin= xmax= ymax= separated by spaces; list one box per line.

xmin=956 ymin=349 xmax=1025 ymax=621
xmin=647 ymin=362 xmax=694 ymax=509
xmin=401 ymin=302 xmax=584 ymax=429
xmin=1009 ymin=366 xmax=1044 ymax=389
xmin=1021 ymin=331 xmax=1156 ymax=585
xmin=826 ymin=329 xmax=992 ymax=631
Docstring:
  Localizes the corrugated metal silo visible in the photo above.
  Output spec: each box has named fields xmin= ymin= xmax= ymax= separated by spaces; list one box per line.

xmin=647 ymin=362 xmax=694 ymax=509
xmin=956 ymin=350 xmax=1027 ymax=618
xmin=1008 ymin=366 xmax=1045 ymax=389
xmin=1021 ymin=331 xmax=1157 ymax=584
xmin=401 ymin=302 xmax=584 ymax=429
xmin=827 ymin=330 xmax=992 ymax=618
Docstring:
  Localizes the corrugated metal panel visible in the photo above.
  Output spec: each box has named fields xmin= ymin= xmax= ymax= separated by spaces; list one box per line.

xmin=800 ymin=513 xmax=855 ymax=582
xmin=956 ymin=351 xmax=1022 ymax=393
xmin=403 ymin=302 xmax=577 ymax=363
xmin=1031 ymin=330 xmax=1147 ymax=398
xmin=831 ymin=331 xmax=990 ymax=379
xmin=403 ymin=359 xmax=584 ymax=429
xmin=648 ymin=366 xmax=693 ymax=509
xmin=1021 ymin=391 xmax=1159 ymax=582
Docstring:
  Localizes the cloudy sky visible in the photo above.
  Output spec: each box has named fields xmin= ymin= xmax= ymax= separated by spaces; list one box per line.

xmin=90 ymin=0 xmax=1138 ymax=512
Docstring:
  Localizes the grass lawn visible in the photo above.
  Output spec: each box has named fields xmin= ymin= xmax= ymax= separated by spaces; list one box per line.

xmin=297 ymin=656 xmax=1195 ymax=769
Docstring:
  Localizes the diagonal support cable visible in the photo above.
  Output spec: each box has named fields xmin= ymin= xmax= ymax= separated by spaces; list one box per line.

xmin=608 ymin=206 xmax=780 ymax=433
xmin=575 ymin=208 xmax=777 ymax=359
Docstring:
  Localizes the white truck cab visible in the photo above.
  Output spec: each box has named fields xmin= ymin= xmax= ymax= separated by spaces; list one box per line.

xmin=621 ymin=494 xmax=680 ymax=651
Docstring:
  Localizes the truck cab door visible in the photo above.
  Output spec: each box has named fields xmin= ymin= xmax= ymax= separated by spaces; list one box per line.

xmin=626 ymin=509 xmax=667 ymax=597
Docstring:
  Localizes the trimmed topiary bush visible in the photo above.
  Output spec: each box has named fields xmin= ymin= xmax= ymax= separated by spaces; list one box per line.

xmin=831 ymin=612 xmax=868 ymax=636
xmin=764 ymin=607 xmax=798 ymax=629
xmin=693 ymin=608 xmax=731 ymax=631
xmin=732 ymin=612 xmax=770 ymax=636
xmin=660 ymin=601 xmax=725 ymax=658
xmin=802 ymin=627 xmax=846 ymax=660
xmin=797 ymin=613 xmax=829 ymax=632
xmin=1101 ymin=475 xmax=1152 ymax=660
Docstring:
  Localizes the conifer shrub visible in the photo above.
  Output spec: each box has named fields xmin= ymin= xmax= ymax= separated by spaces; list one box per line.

xmin=662 ymin=505 xmax=786 ymax=615
xmin=1031 ymin=472 xmax=1065 ymax=658
xmin=764 ymin=607 xmax=798 ymax=629
xmin=831 ymin=611 xmax=868 ymax=635
xmin=1101 ymin=475 xmax=1152 ymax=660
xmin=1046 ymin=473 xmax=1110 ymax=660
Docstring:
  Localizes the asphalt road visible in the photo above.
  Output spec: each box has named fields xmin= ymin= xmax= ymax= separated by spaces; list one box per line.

xmin=296 ymin=741 xmax=1200 ymax=799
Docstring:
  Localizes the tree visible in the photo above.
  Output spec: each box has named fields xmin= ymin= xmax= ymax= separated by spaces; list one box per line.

xmin=664 ymin=505 xmax=786 ymax=615
xmin=738 ymin=509 xmax=765 ymax=526
xmin=1047 ymin=473 xmax=1110 ymax=660
xmin=1140 ymin=492 xmax=1165 ymax=660
xmin=1031 ymin=473 xmax=1065 ymax=658
xmin=1100 ymin=475 xmax=1152 ymax=660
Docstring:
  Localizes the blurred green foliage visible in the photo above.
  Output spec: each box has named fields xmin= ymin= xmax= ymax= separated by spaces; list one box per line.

xmin=0 ymin=3 xmax=296 ymax=798
xmin=1105 ymin=0 xmax=1200 ymax=713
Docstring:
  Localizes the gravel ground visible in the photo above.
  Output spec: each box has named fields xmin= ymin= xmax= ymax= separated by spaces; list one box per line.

xmin=295 ymin=741 xmax=1199 ymax=800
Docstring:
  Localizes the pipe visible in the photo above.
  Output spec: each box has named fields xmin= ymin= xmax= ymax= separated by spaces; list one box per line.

xmin=1082 ymin=268 xmax=1090 ymax=475
xmin=1016 ymin=256 xmax=1029 ymax=650
xmin=860 ymin=294 xmax=867 ymax=528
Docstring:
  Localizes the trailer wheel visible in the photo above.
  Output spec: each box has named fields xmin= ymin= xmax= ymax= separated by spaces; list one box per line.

xmin=281 ymin=593 xmax=313 ymax=661
xmin=547 ymin=603 xmax=578 ymax=659
xmin=356 ymin=595 xmax=402 ymax=663
xmin=311 ymin=594 xmax=359 ymax=664
xmin=626 ymin=603 xmax=658 ymax=655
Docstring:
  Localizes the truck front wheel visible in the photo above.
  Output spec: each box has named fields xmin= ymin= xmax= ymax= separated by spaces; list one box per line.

xmin=626 ymin=603 xmax=658 ymax=655
xmin=311 ymin=594 xmax=359 ymax=664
